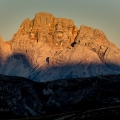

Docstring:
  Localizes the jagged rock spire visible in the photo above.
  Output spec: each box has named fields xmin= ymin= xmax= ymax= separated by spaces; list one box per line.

xmin=13 ymin=12 xmax=78 ymax=49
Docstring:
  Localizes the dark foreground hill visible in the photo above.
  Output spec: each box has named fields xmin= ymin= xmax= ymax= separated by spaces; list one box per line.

xmin=0 ymin=74 xmax=120 ymax=119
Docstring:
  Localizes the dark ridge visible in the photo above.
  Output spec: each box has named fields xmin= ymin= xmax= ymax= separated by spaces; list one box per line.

xmin=0 ymin=74 xmax=120 ymax=119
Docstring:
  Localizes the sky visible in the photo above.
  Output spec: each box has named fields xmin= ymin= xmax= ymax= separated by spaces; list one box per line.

xmin=0 ymin=0 xmax=120 ymax=48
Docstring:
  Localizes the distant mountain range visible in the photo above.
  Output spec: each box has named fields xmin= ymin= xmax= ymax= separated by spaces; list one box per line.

xmin=0 ymin=12 xmax=120 ymax=82
xmin=0 ymin=74 xmax=120 ymax=119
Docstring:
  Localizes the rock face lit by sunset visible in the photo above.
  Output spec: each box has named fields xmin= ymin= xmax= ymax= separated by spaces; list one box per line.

xmin=0 ymin=10 xmax=120 ymax=119
xmin=0 ymin=12 xmax=120 ymax=82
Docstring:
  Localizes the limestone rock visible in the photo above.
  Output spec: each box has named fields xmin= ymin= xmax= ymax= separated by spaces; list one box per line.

xmin=0 ymin=36 xmax=11 ymax=62
xmin=75 ymin=25 xmax=120 ymax=70
xmin=0 ymin=12 xmax=120 ymax=82
xmin=12 ymin=12 xmax=77 ymax=50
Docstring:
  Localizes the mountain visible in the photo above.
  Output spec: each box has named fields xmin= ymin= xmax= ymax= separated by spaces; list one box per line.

xmin=0 ymin=12 xmax=120 ymax=82
xmin=0 ymin=74 xmax=120 ymax=119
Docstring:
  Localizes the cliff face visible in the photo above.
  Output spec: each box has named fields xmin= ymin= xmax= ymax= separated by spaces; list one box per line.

xmin=75 ymin=25 xmax=120 ymax=70
xmin=0 ymin=12 xmax=120 ymax=82
xmin=11 ymin=12 xmax=77 ymax=50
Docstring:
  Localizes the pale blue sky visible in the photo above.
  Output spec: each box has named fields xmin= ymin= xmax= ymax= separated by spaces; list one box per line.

xmin=0 ymin=0 xmax=120 ymax=48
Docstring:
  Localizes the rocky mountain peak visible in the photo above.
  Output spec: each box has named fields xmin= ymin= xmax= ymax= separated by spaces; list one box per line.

xmin=75 ymin=25 xmax=119 ymax=60
xmin=0 ymin=12 xmax=120 ymax=82
xmin=12 ymin=12 xmax=78 ymax=50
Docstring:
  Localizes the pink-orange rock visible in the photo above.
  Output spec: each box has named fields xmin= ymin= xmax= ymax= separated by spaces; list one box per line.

xmin=1 ymin=12 xmax=120 ymax=81
xmin=12 ymin=12 xmax=77 ymax=50
xmin=75 ymin=25 xmax=120 ymax=67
